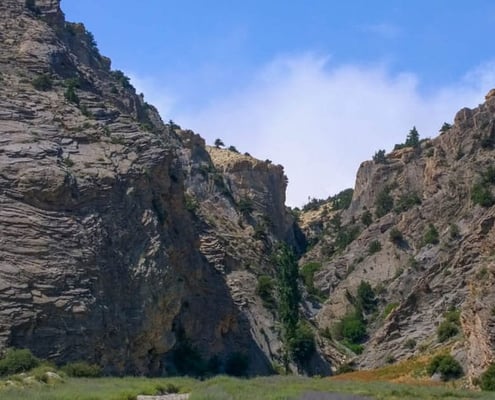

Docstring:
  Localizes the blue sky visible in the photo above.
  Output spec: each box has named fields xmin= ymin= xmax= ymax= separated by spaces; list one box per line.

xmin=63 ymin=1 xmax=495 ymax=206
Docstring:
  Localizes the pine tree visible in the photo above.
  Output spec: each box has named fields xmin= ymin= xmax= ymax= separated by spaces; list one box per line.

xmin=214 ymin=138 xmax=224 ymax=148
xmin=405 ymin=126 xmax=420 ymax=147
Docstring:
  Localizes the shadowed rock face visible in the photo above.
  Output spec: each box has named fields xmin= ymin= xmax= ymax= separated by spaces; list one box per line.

xmin=0 ymin=0 xmax=307 ymax=375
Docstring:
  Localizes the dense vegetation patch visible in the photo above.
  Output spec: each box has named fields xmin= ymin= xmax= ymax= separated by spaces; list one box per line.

xmin=426 ymin=354 xmax=462 ymax=381
xmin=0 ymin=348 xmax=39 ymax=376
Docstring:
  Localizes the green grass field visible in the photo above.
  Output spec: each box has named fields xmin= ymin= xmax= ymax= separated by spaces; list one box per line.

xmin=0 ymin=374 xmax=493 ymax=400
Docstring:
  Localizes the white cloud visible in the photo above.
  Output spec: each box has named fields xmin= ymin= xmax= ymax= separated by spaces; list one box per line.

xmin=133 ymin=56 xmax=495 ymax=207
xmin=128 ymin=73 xmax=176 ymax=120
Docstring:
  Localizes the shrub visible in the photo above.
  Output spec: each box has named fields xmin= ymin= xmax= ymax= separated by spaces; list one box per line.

xmin=480 ymin=363 xmax=495 ymax=391
xmin=0 ymin=348 xmax=39 ymax=376
xmin=256 ymin=275 xmax=275 ymax=309
xmin=342 ymin=341 xmax=364 ymax=354
xmin=389 ymin=228 xmax=403 ymax=244
xmin=375 ymin=188 xmax=394 ymax=218
xmin=214 ymin=138 xmax=224 ymax=148
xmin=288 ymin=323 xmax=316 ymax=365
xmin=336 ymin=362 xmax=355 ymax=374
xmin=110 ymin=70 xmax=133 ymax=90
xmin=404 ymin=338 xmax=417 ymax=349
xmin=449 ymin=223 xmax=460 ymax=239
xmin=300 ymin=262 xmax=322 ymax=299
xmin=340 ymin=312 xmax=366 ymax=343
xmin=427 ymin=354 xmax=462 ymax=381
xmin=472 ymin=182 xmax=495 ymax=207
xmin=64 ymin=83 xmax=79 ymax=104
xmin=395 ymin=192 xmax=421 ymax=212
xmin=334 ymin=224 xmax=361 ymax=251
xmin=238 ymin=197 xmax=254 ymax=215
xmin=357 ymin=281 xmax=377 ymax=313
xmin=61 ymin=362 xmax=102 ymax=377
xmin=368 ymin=240 xmax=381 ymax=255
xmin=437 ymin=321 xmax=459 ymax=342
xmin=225 ymin=352 xmax=249 ymax=376
xmin=228 ymin=145 xmax=239 ymax=153
xmin=330 ymin=188 xmax=354 ymax=210
xmin=32 ymin=74 xmax=53 ymax=91
xmin=440 ymin=122 xmax=452 ymax=133
xmin=423 ymin=223 xmax=439 ymax=246
xmin=361 ymin=210 xmax=372 ymax=226
xmin=482 ymin=166 xmax=495 ymax=184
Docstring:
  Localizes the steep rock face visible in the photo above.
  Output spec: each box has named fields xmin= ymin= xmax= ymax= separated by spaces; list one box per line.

xmin=302 ymin=95 xmax=495 ymax=381
xmin=0 ymin=0 xmax=307 ymax=375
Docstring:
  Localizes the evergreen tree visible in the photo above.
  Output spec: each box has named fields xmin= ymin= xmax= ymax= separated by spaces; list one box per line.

xmin=405 ymin=126 xmax=420 ymax=147
xmin=276 ymin=244 xmax=300 ymax=338
xmin=214 ymin=138 xmax=224 ymax=148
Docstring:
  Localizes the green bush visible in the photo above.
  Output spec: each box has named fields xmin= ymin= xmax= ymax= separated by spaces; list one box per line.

xmin=340 ymin=312 xmax=366 ymax=344
xmin=389 ymin=228 xmax=404 ymax=244
xmin=375 ymin=188 xmax=394 ymax=218
xmin=403 ymin=338 xmax=417 ymax=349
xmin=0 ymin=348 xmax=39 ymax=376
xmin=357 ymin=281 xmax=377 ymax=314
xmin=32 ymin=74 xmax=52 ymax=91
xmin=427 ymin=354 xmax=462 ymax=381
xmin=61 ymin=361 xmax=102 ymax=377
xmin=288 ymin=323 xmax=316 ymax=366
xmin=300 ymin=262 xmax=323 ymax=299
xmin=330 ymin=188 xmax=354 ymax=210
xmin=64 ymin=83 xmax=79 ymax=104
xmin=336 ymin=363 xmax=355 ymax=374
xmin=440 ymin=122 xmax=452 ymax=132
xmin=368 ymin=240 xmax=381 ymax=255
xmin=480 ymin=363 xmax=495 ymax=390
xmin=472 ymin=182 xmax=495 ymax=207
xmin=372 ymin=149 xmax=387 ymax=164
xmin=334 ymin=224 xmax=361 ymax=251
xmin=238 ymin=197 xmax=254 ymax=215
xmin=422 ymin=223 xmax=439 ymax=246
xmin=256 ymin=275 xmax=275 ymax=309
xmin=482 ymin=166 xmax=495 ymax=184
xmin=110 ymin=70 xmax=133 ymax=90
xmin=225 ymin=352 xmax=249 ymax=376
xmin=395 ymin=192 xmax=421 ymax=212
xmin=361 ymin=210 xmax=372 ymax=226
xmin=437 ymin=321 xmax=459 ymax=342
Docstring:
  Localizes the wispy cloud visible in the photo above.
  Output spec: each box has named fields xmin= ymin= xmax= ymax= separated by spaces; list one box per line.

xmin=133 ymin=55 xmax=495 ymax=207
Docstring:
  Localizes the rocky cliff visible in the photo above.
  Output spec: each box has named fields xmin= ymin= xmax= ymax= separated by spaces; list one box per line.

xmin=0 ymin=0 xmax=312 ymax=376
xmin=300 ymin=91 xmax=495 ymax=383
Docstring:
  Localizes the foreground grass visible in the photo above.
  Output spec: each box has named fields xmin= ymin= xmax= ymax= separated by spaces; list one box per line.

xmin=1 ymin=374 xmax=494 ymax=400
xmin=0 ymin=376 xmax=198 ymax=400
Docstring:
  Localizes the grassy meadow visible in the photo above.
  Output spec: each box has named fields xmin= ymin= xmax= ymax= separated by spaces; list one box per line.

xmin=0 ymin=374 xmax=494 ymax=400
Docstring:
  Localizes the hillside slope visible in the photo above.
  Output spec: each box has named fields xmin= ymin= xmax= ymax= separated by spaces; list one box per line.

xmin=301 ymin=90 xmax=495 ymax=383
